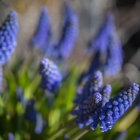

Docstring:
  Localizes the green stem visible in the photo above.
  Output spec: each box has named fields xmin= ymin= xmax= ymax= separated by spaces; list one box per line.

xmin=48 ymin=127 xmax=66 ymax=140
xmin=63 ymin=127 xmax=79 ymax=139
xmin=48 ymin=118 xmax=75 ymax=140
xmin=72 ymin=126 xmax=90 ymax=140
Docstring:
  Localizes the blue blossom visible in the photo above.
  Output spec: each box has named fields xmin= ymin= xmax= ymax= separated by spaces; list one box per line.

xmin=137 ymin=134 xmax=140 ymax=140
xmin=56 ymin=3 xmax=78 ymax=59
xmin=34 ymin=113 xmax=46 ymax=134
xmin=31 ymin=6 xmax=51 ymax=50
xmin=96 ymin=83 xmax=139 ymax=132
xmin=74 ymin=71 xmax=103 ymax=104
xmin=0 ymin=11 xmax=18 ymax=65
xmin=73 ymin=71 xmax=139 ymax=131
xmin=16 ymin=86 xmax=27 ymax=106
xmin=104 ymin=33 xmax=123 ymax=75
xmin=88 ymin=13 xmax=114 ymax=53
xmin=73 ymin=71 xmax=111 ymax=128
xmin=39 ymin=58 xmax=62 ymax=92
xmin=86 ymin=13 xmax=123 ymax=76
xmin=8 ymin=132 xmax=15 ymax=140
xmin=25 ymin=99 xmax=37 ymax=122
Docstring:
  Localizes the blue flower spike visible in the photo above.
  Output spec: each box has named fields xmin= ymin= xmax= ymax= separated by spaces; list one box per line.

xmin=86 ymin=13 xmax=123 ymax=76
xmin=56 ymin=3 xmax=78 ymax=59
xmin=31 ymin=6 xmax=51 ymax=49
xmin=34 ymin=113 xmax=46 ymax=134
xmin=104 ymin=33 xmax=123 ymax=75
xmin=98 ymin=83 xmax=139 ymax=132
xmin=25 ymin=99 xmax=37 ymax=123
xmin=39 ymin=58 xmax=62 ymax=92
xmin=73 ymin=71 xmax=139 ymax=132
xmin=88 ymin=13 xmax=114 ymax=53
xmin=8 ymin=132 xmax=15 ymax=140
xmin=0 ymin=11 xmax=18 ymax=65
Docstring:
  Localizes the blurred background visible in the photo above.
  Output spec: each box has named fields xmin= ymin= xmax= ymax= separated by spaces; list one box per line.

xmin=0 ymin=0 xmax=140 ymax=66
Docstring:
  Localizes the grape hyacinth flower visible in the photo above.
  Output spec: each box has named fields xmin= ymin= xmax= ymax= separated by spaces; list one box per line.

xmin=25 ymin=99 xmax=37 ymax=122
xmin=56 ymin=3 xmax=78 ymax=59
xmin=34 ymin=113 xmax=46 ymax=134
xmin=0 ymin=11 xmax=18 ymax=65
xmin=31 ymin=6 xmax=51 ymax=50
xmin=8 ymin=132 xmax=15 ymax=140
xmin=16 ymin=86 xmax=27 ymax=106
xmin=104 ymin=33 xmax=123 ymax=75
xmin=88 ymin=13 xmax=114 ymax=53
xmin=86 ymin=13 xmax=123 ymax=76
xmin=73 ymin=71 xmax=139 ymax=132
xmin=72 ymin=71 xmax=112 ymax=128
xmin=74 ymin=71 xmax=103 ymax=105
xmin=137 ymin=134 xmax=140 ymax=140
xmin=39 ymin=58 xmax=62 ymax=92
xmin=96 ymin=83 xmax=139 ymax=132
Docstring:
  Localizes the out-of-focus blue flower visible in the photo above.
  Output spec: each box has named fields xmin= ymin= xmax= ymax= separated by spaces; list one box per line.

xmin=25 ymin=99 xmax=37 ymax=122
xmin=86 ymin=13 xmax=123 ymax=76
xmin=104 ymin=33 xmax=123 ymax=75
xmin=137 ymin=134 xmax=140 ymax=140
xmin=31 ymin=6 xmax=51 ymax=50
xmin=97 ymin=83 xmax=139 ymax=132
xmin=0 ymin=67 xmax=2 ymax=91
xmin=8 ymin=132 xmax=15 ymax=140
xmin=16 ymin=86 xmax=27 ymax=106
xmin=0 ymin=11 xmax=18 ymax=65
xmin=34 ymin=113 xmax=46 ymax=134
xmin=55 ymin=3 xmax=78 ymax=59
xmin=39 ymin=58 xmax=62 ymax=92
xmin=88 ymin=13 xmax=114 ymax=53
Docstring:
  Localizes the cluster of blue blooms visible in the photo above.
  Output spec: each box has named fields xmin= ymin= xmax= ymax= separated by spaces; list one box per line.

xmin=16 ymin=87 xmax=45 ymax=134
xmin=86 ymin=13 xmax=122 ymax=76
xmin=31 ymin=3 xmax=78 ymax=59
xmin=0 ymin=11 xmax=18 ymax=90
xmin=8 ymin=132 xmax=15 ymax=140
xmin=72 ymin=71 xmax=139 ymax=132
xmin=0 ymin=11 xmax=18 ymax=65
xmin=39 ymin=58 xmax=62 ymax=92
xmin=31 ymin=6 xmax=51 ymax=53
xmin=55 ymin=3 xmax=78 ymax=59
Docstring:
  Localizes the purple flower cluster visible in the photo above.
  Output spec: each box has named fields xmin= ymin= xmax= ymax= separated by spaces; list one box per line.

xmin=104 ymin=33 xmax=123 ymax=75
xmin=39 ymin=58 xmax=62 ymax=92
xmin=88 ymin=13 xmax=114 ymax=53
xmin=97 ymin=83 xmax=139 ymax=131
xmin=31 ymin=6 xmax=51 ymax=50
xmin=34 ymin=113 xmax=46 ymax=134
xmin=31 ymin=3 xmax=78 ymax=59
xmin=16 ymin=87 xmax=45 ymax=134
xmin=72 ymin=71 xmax=139 ymax=132
xmin=72 ymin=71 xmax=112 ymax=128
xmin=25 ymin=100 xmax=45 ymax=134
xmin=0 ymin=11 xmax=18 ymax=65
xmin=8 ymin=132 xmax=15 ymax=140
xmin=86 ymin=13 xmax=122 ymax=76
xmin=25 ymin=99 xmax=37 ymax=122
xmin=56 ymin=3 xmax=78 ymax=59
